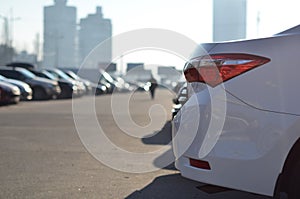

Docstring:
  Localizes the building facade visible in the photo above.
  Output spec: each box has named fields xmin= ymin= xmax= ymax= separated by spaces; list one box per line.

xmin=124 ymin=63 xmax=152 ymax=82
xmin=14 ymin=50 xmax=37 ymax=65
xmin=213 ymin=0 xmax=247 ymax=42
xmin=43 ymin=0 xmax=77 ymax=68
xmin=0 ymin=45 xmax=14 ymax=65
xmin=79 ymin=7 xmax=112 ymax=67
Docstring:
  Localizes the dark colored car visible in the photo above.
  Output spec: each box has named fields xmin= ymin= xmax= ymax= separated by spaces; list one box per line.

xmin=98 ymin=76 xmax=114 ymax=94
xmin=0 ymin=67 xmax=61 ymax=100
xmin=63 ymin=70 xmax=107 ymax=95
xmin=46 ymin=69 xmax=86 ymax=97
xmin=30 ymin=70 xmax=78 ymax=99
xmin=99 ymin=70 xmax=127 ymax=93
xmin=171 ymin=82 xmax=187 ymax=119
xmin=122 ymin=80 xmax=148 ymax=92
xmin=0 ymin=74 xmax=32 ymax=100
xmin=5 ymin=63 xmax=78 ymax=99
xmin=0 ymin=81 xmax=21 ymax=104
xmin=63 ymin=70 xmax=92 ymax=92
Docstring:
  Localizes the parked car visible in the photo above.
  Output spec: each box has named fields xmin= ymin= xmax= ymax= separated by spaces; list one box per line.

xmin=111 ymin=75 xmax=136 ymax=92
xmin=124 ymin=80 xmax=148 ymax=92
xmin=63 ymin=70 xmax=107 ymax=95
xmin=98 ymin=76 xmax=114 ymax=94
xmin=30 ymin=70 xmax=79 ymax=99
xmin=63 ymin=70 xmax=91 ymax=93
xmin=46 ymin=69 xmax=86 ymax=97
xmin=173 ymin=75 xmax=187 ymax=94
xmin=5 ymin=63 xmax=78 ymax=99
xmin=0 ymin=67 xmax=61 ymax=100
xmin=6 ymin=62 xmax=35 ymax=70
xmin=0 ymin=81 xmax=21 ymax=104
xmin=99 ymin=70 xmax=133 ymax=93
xmin=172 ymin=25 xmax=300 ymax=199
xmin=0 ymin=74 xmax=32 ymax=100
xmin=171 ymin=82 xmax=187 ymax=119
xmin=98 ymin=70 xmax=117 ymax=94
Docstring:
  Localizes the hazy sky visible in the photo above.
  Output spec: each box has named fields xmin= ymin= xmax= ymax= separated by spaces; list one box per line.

xmin=0 ymin=0 xmax=299 ymax=67
xmin=0 ymin=0 xmax=212 ymax=51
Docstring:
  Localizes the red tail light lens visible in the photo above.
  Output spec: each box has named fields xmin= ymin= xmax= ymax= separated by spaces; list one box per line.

xmin=184 ymin=53 xmax=270 ymax=87
xmin=189 ymin=158 xmax=211 ymax=170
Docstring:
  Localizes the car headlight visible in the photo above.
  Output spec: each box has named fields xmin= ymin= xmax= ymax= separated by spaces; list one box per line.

xmin=72 ymin=85 xmax=78 ymax=91
xmin=24 ymin=85 xmax=32 ymax=92
xmin=101 ymin=85 xmax=107 ymax=91
xmin=12 ymin=87 xmax=20 ymax=95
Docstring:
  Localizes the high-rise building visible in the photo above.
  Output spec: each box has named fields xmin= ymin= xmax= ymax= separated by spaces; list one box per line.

xmin=43 ymin=0 xmax=77 ymax=68
xmin=79 ymin=7 xmax=112 ymax=68
xmin=213 ymin=0 xmax=247 ymax=42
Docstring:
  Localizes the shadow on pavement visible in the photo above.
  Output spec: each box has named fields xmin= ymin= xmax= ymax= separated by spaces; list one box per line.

xmin=125 ymin=173 xmax=272 ymax=199
xmin=142 ymin=120 xmax=177 ymax=171
xmin=142 ymin=121 xmax=172 ymax=145
xmin=125 ymin=173 xmax=205 ymax=199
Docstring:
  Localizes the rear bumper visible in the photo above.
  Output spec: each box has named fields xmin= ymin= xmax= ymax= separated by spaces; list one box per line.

xmin=172 ymin=87 xmax=298 ymax=196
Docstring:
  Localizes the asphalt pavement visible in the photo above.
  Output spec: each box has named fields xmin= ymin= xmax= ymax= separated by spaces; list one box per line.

xmin=0 ymin=89 xmax=271 ymax=199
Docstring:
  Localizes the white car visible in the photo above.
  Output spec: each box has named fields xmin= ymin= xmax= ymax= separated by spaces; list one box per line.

xmin=172 ymin=25 xmax=300 ymax=199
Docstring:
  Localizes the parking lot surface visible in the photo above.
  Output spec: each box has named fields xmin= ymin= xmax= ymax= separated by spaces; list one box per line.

xmin=0 ymin=89 xmax=271 ymax=199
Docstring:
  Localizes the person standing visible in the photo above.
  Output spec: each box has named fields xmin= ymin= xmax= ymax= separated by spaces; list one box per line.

xmin=148 ymin=75 xmax=158 ymax=99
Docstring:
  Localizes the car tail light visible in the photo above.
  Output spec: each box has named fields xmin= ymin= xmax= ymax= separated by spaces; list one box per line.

xmin=189 ymin=158 xmax=211 ymax=170
xmin=184 ymin=53 xmax=270 ymax=87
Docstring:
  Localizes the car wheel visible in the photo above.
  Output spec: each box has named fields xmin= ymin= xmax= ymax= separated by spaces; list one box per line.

xmin=287 ymin=160 xmax=300 ymax=199
xmin=33 ymin=87 xmax=47 ymax=100
xmin=12 ymin=96 xmax=20 ymax=104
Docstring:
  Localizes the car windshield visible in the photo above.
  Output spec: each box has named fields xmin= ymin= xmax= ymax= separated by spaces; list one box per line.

xmin=18 ymin=68 xmax=36 ymax=79
xmin=101 ymin=71 xmax=114 ymax=83
xmin=66 ymin=71 xmax=79 ymax=80
xmin=0 ymin=75 xmax=6 ymax=80
xmin=42 ymin=70 xmax=58 ymax=80
xmin=54 ymin=70 xmax=73 ymax=80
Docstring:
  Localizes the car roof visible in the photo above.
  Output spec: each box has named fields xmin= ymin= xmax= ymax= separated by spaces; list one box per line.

xmin=275 ymin=24 xmax=300 ymax=35
xmin=6 ymin=62 xmax=36 ymax=70
xmin=0 ymin=66 xmax=28 ymax=72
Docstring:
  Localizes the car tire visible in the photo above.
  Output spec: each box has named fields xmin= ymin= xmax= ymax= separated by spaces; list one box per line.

xmin=12 ymin=96 xmax=20 ymax=104
xmin=287 ymin=160 xmax=300 ymax=199
xmin=33 ymin=87 xmax=47 ymax=100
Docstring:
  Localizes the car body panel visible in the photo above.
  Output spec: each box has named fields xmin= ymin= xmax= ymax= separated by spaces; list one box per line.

xmin=0 ymin=81 xmax=21 ymax=104
xmin=0 ymin=75 xmax=32 ymax=100
xmin=173 ymin=88 xmax=299 ymax=196
xmin=46 ymin=69 xmax=86 ymax=97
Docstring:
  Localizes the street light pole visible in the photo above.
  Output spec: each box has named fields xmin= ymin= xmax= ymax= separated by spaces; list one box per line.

xmin=9 ymin=8 xmax=21 ymax=48
xmin=0 ymin=15 xmax=9 ymax=46
xmin=0 ymin=11 xmax=20 ymax=48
